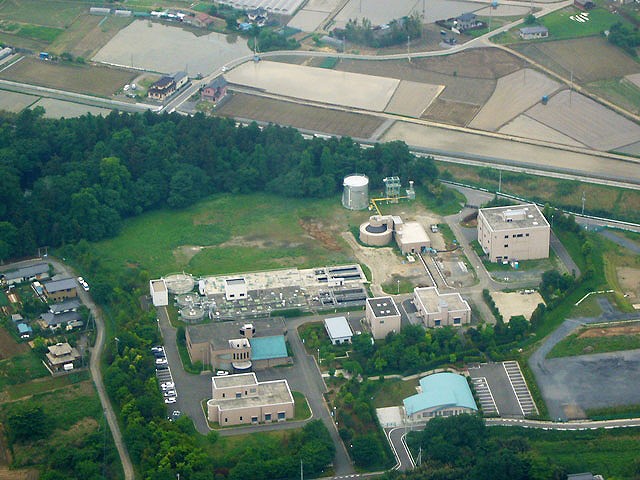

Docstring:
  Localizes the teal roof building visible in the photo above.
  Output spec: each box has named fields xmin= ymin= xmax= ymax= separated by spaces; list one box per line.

xmin=403 ymin=372 xmax=477 ymax=420
xmin=250 ymin=335 xmax=288 ymax=361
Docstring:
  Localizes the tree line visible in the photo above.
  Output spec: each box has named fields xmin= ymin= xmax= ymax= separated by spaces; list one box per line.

xmin=0 ymin=108 xmax=438 ymax=261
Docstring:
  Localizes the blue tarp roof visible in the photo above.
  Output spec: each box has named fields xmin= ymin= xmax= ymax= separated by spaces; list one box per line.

xmin=250 ymin=335 xmax=287 ymax=361
xmin=403 ymin=372 xmax=477 ymax=415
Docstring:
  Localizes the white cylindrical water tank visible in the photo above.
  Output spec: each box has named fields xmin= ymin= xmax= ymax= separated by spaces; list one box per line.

xmin=342 ymin=174 xmax=369 ymax=210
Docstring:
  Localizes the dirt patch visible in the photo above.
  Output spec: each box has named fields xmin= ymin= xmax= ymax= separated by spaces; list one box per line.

xmin=173 ymin=245 xmax=204 ymax=265
xmin=617 ymin=267 xmax=640 ymax=300
xmin=578 ymin=323 xmax=640 ymax=339
xmin=299 ymin=219 xmax=342 ymax=251
xmin=216 ymin=93 xmax=384 ymax=139
xmin=490 ymin=291 xmax=545 ymax=321
xmin=0 ymin=328 xmax=28 ymax=360
xmin=423 ymin=99 xmax=481 ymax=126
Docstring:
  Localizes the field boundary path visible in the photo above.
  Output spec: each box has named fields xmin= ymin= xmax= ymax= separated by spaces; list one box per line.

xmin=0 ymin=258 xmax=135 ymax=480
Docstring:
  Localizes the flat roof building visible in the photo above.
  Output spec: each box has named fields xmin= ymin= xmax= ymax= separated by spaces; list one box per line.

xmin=365 ymin=296 xmax=401 ymax=339
xmin=403 ymin=372 xmax=477 ymax=421
xmin=207 ymin=373 xmax=294 ymax=426
xmin=324 ymin=316 xmax=353 ymax=345
xmin=477 ymin=204 xmax=550 ymax=263
xmin=186 ymin=318 xmax=290 ymax=372
xmin=150 ymin=279 xmax=168 ymax=307
xmin=225 ymin=278 xmax=247 ymax=301
xmin=394 ymin=221 xmax=431 ymax=255
xmin=414 ymin=287 xmax=471 ymax=328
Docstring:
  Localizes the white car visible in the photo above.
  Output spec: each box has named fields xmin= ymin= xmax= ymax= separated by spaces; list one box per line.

xmin=161 ymin=382 xmax=175 ymax=390
xmin=77 ymin=277 xmax=90 ymax=291
xmin=164 ymin=397 xmax=177 ymax=404
xmin=163 ymin=390 xmax=177 ymax=397
xmin=155 ymin=358 xmax=168 ymax=365
xmin=216 ymin=370 xmax=229 ymax=376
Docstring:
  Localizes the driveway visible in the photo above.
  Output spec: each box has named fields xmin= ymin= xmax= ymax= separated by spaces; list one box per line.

xmin=529 ymin=298 xmax=639 ymax=421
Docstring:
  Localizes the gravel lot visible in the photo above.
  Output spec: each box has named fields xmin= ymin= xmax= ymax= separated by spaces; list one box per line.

xmin=490 ymin=291 xmax=544 ymax=322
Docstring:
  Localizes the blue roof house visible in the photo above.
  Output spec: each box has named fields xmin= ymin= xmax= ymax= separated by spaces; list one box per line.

xmin=403 ymin=372 xmax=477 ymax=422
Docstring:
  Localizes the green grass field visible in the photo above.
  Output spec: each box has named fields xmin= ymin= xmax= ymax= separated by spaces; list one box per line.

xmin=0 ymin=290 xmax=8 ymax=307
xmin=588 ymin=77 xmax=640 ymax=115
xmin=293 ymin=391 xmax=311 ymax=420
xmin=490 ymin=426 xmax=640 ymax=478
xmin=0 ymin=350 xmax=49 ymax=389
xmin=94 ymin=192 xmax=441 ymax=276
xmin=540 ymin=7 xmax=621 ymax=40
xmin=372 ymin=378 xmax=419 ymax=408
xmin=0 ymin=0 xmax=85 ymax=29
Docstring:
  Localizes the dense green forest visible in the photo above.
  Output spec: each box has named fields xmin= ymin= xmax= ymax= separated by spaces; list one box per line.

xmin=0 ymin=108 xmax=437 ymax=261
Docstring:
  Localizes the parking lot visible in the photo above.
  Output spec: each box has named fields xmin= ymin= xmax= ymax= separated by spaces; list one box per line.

xmin=468 ymin=362 xmax=537 ymax=418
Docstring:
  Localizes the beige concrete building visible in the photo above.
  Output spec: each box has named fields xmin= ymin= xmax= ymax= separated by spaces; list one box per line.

xmin=365 ymin=296 xmax=401 ymax=339
xmin=359 ymin=215 xmax=394 ymax=246
xmin=414 ymin=287 xmax=471 ymax=328
xmin=224 ymin=277 xmax=247 ymax=301
xmin=207 ymin=373 xmax=294 ymax=426
xmin=42 ymin=278 xmax=78 ymax=302
xmin=149 ymin=279 xmax=168 ymax=307
xmin=394 ymin=219 xmax=431 ymax=255
xmin=186 ymin=318 xmax=290 ymax=372
xmin=477 ymin=204 xmax=550 ymax=263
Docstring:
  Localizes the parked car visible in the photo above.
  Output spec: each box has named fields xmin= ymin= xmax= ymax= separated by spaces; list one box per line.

xmin=155 ymin=358 xmax=168 ymax=365
xmin=160 ymin=382 xmax=175 ymax=390
xmin=156 ymin=364 xmax=169 ymax=371
xmin=151 ymin=346 xmax=164 ymax=353
xmin=163 ymin=390 xmax=177 ymax=397
xmin=172 ymin=410 xmax=181 ymax=419
xmin=216 ymin=370 xmax=229 ymax=376
xmin=164 ymin=397 xmax=177 ymax=404
xmin=77 ymin=276 xmax=90 ymax=291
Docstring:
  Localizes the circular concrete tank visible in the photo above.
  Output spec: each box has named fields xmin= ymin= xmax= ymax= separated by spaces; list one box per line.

xmin=342 ymin=174 xmax=369 ymax=210
xmin=359 ymin=215 xmax=393 ymax=246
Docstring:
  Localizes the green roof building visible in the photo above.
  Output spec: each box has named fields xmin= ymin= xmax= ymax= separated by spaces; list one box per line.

xmin=403 ymin=372 xmax=477 ymax=421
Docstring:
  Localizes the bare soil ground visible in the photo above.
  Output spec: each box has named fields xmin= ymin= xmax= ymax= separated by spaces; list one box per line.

xmin=0 ymin=328 xmax=28 ymax=360
xmin=216 ymin=92 xmax=384 ymax=138
xmin=578 ymin=323 xmax=640 ymax=339
xmin=490 ymin=291 xmax=545 ymax=321
xmin=617 ymin=266 xmax=640 ymax=300
xmin=526 ymin=89 xmax=640 ymax=151
xmin=299 ymin=219 xmax=343 ymax=251
xmin=50 ymin=14 xmax=133 ymax=59
xmin=423 ymin=99 xmax=481 ymax=126
xmin=31 ymin=98 xmax=110 ymax=118
xmin=470 ymin=68 xmax=560 ymax=131
xmin=0 ymin=57 xmax=134 ymax=97
xmin=0 ymin=90 xmax=37 ymax=113
xmin=499 ymin=114 xmax=587 ymax=147
xmin=384 ymin=80 xmax=444 ymax=117
xmin=512 ymin=37 xmax=640 ymax=83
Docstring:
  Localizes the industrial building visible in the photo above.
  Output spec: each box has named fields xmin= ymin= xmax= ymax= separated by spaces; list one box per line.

xmin=413 ymin=287 xmax=471 ymax=328
xmin=225 ymin=278 xmax=247 ymax=301
xmin=207 ymin=373 xmax=294 ymax=426
xmin=403 ymin=372 xmax=477 ymax=421
xmin=150 ymin=279 xmax=168 ymax=307
xmin=185 ymin=318 xmax=290 ymax=372
xmin=324 ymin=316 xmax=353 ymax=345
xmin=359 ymin=215 xmax=430 ymax=254
xmin=42 ymin=278 xmax=77 ymax=302
xmin=477 ymin=204 xmax=550 ymax=263
xmin=365 ymin=296 xmax=401 ymax=339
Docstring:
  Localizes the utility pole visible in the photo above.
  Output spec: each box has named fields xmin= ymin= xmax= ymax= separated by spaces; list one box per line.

xmin=570 ymin=69 xmax=574 ymax=106
xmin=498 ymin=170 xmax=502 ymax=192
xmin=407 ymin=35 xmax=411 ymax=62
xmin=581 ymin=191 xmax=586 ymax=216
xmin=300 ymin=459 xmax=304 ymax=480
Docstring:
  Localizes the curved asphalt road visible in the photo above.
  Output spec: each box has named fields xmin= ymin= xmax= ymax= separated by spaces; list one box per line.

xmin=1 ymin=258 xmax=134 ymax=480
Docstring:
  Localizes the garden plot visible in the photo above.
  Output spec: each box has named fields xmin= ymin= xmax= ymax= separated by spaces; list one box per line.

xmin=333 ymin=0 xmax=479 ymax=27
xmin=30 ymin=98 xmax=111 ymax=118
xmin=93 ymin=20 xmax=251 ymax=75
xmin=384 ymin=80 xmax=444 ymax=117
xmin=490 ymin=291 xmax=544 ymax=322
xmin=526 ymin=90 xmax=640 ymax=151
xmin=470 ymin=69 xmax=560 ymax=131
xmin=225 ymin=60 xmax=399 ymax=111
xmin=0 ymin=90 xmax=37 ymax=112
xmin=499 ymin=115 xmax=586 ymax=147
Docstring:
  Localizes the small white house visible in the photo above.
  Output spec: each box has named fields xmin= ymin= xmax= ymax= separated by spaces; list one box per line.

xmin=150 ymin=279 xmax=168 ymax=307
xmin=324 ymin=316 xmax=353 ymax=345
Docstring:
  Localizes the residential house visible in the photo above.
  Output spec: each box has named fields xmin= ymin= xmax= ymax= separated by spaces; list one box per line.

xmin=201 ymin=76 xmax=228 ymax=103
xmin=45 ymin=342 xmax=81 ymax=372
xmin=1 ymin=263 xmax=49 ymax=285
xmin=147 ymin=76 xmax=176 ymax=101
xmin=42 ymin=278 xmax=77 ymax=302
xmin=454 ymin=13 xmax=481 ymax=30
xmin=519 ymin=25 xmax=549 ymax=39
xmin=173 ymin=71 xmax=189 ymax=90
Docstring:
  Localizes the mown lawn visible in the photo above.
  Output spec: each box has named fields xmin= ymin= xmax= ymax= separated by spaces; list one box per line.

xmin=293 ymin=391 xmax=311 ymax=420
xmin=372 ymin=378 xmax=420 ymax=408
xmin=540 ymin=6 xmax=622 ymax=40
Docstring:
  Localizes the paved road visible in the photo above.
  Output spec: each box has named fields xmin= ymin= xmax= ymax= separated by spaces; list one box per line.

xmin=1 ymin=258 xmax=134 ymax=480
xmin=599 ymin=230 xmax=640 ymax=254
xmin=386 ymin=426 xmax=417 ymax=471
xmin=550 ymin=230 xmax=580 ymax=277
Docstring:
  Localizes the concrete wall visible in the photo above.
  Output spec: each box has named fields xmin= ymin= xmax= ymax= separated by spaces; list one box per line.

xmin=208 ymin=401 xmax=294 ymax=425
